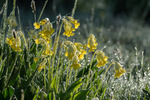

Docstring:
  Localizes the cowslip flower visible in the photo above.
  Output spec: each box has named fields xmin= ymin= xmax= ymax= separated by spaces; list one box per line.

xmin=38 ymin=59 xmax=47 ymax=71
xmin=64 ymin=41 xmax=77 ymax=60
xmin=70 ymin=54 xmax=81 ymax=70
xmin=114 ymin=62 xmax=126 ymax=78
xmin=74 ymin=42 xmax=87 ymax=60
xmin=34 ymin=38 xmax=44 ymax=44
xmin=87 ymin=34 xmax=98 ymax=52
xmin=42 ymin=44 xmax=53 ymax=56
xmin=39 ymin=20 xmax=55 ymax=43
xmin=63 ymin=19 xmax=75 ymax=37
xmin=67 ymin=16 xmax=80 ymax=29
xmin=95 ymin=50 xmax=108 ymax=67
xmin=33 ymin=18 xmax=48 ymax=29
xmin=33 ymin=22 xmax=40 ymax=29
xmin=6 ymin=31 xmax=22 ymax=52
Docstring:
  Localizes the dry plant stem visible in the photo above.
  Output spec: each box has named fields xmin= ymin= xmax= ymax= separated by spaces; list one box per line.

xmin=71 ymin=0 xmax=78 ymax=17
xmin=51 ymin=22 xmax=63 ymax=80
xmin=65 ymin=61 xmax=70 ymax=89
xmin=85 ymin=52 xmax=96 ymax=89
xmin=37 ymin=0 xmax=48 ymax=22
xmin=94 ymin=62 xmax=114 ymax=96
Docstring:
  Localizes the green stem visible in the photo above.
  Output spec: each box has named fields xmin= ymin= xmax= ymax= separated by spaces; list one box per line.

xmin=74 ymin=70 xmax=78 ymax=81
xmin=71 ymin=0 xmax=78 ymax=17
xmin=85 ymin=52 xmax=96 ymax=89
xmin=55 ymin=44 xmax=63 ymax=93
xmin=37 ymin=0 xmax=48 ymax=22
xmin=44 ymin=66 xmax=46 ymax=88
xmin=65 ymin=61 xmax=70 ymax=89
xmin=51 ymin=21 xmax=63 ymax=80
xmin=94 ymin=62 xmax=114 ymax=96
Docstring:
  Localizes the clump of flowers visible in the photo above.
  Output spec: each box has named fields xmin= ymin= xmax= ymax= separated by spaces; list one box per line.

xmin=87 ymin=34 xmax=98 ymax=52
xmin=95 ymin=50 xmax=108 ymax=67
xmin=74 ymin=42 xmax=87 ymax=60
xmin=6 ymin=30 xmax=22 ymax=52
xmin=63 ymin=41 xmax=77 ymax=60
xmin=62 ymin=16 xmax=80 ymax=37
xmin=70 ymin=54 xmax=81 ymax=70
xmin=114 ymin=62 xmax=126 ymax=78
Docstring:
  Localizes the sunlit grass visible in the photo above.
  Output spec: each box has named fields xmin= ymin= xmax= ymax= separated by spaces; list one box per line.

xmin=0 ymin=0 xmax=150 ymax=100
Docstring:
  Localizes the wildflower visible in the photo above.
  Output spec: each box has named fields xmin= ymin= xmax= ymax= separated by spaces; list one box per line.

xmin=38 ymin=59 xmax=47 ymax=71
xmin=70 ymin=54 xmax=81 ymax=70
xmin=114 ymin=62 xmax=126 ymax=78
xmin=63 ymin=19 xmax=75 ymax=37
xmin=67 ymin=16 xmax=80 ymax=29
xmin=34 ymin=38 xmax=44 ymax=44
xmin=74 ymin=42 xmax=87 ymax=60
xmin=39 ymin=19 xmax=47 ymax=25
xmin=87 ymin=34 xmax=98 ymax=52
xmin=39 ymin=20 xmax=55 ymax=43
xmin=95 ymin=50 xmax=108 ymax=67
xmin=34 ymin=57 xmax=40 ymax=63
xmin=64 ymin=41 xmax=77 ymax=60
xmin=42 ymin=44 xmax=53 ymax=56
xmin=6 ymin=31 xmax=22 ymax=52
xmin=33 ymin=22 xmax=40 ymax=29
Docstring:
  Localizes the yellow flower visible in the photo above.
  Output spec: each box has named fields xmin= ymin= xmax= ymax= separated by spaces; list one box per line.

xmin=114 ymin=62 xmax=126 ymax=78
xmin=6 ymin=33 xmax=22 ymax=52
xmin=38 ymin=59 xmax=47 ymax=71
xmin=63 ymin=19 xmax=75 ymax=37
xmin=39 ymin=21 xmax=55 ymax=43
xmin=87 ymin=34 xmax=98 ymax=52
xmin=95 ymin=50 xmax=108 ymax=67
xmin=40 ymin=18 xmax=47 ymax=25
xmin=67 ymin=16 xmax=80 ymax=29
xmin=33 ymin=22 xmax=40 ymax=29
xmin=42 ymin=44 xmax=53 ymax=56
xmin=34 ymin=38 xmax=44 ymax=44
xmin=74 ymin=42 xmax=87 ymax=60
xmin=70 ymin=55 xmax=81 ymax=70
xmin=64 ymin=41 xmax=77 ymax=60
xmin=34 ymin=57 xmax=40 ymax=63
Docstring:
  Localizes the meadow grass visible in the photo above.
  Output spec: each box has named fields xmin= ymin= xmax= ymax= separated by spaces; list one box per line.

xmin=0 ymin=0 xmax=150 ymax=100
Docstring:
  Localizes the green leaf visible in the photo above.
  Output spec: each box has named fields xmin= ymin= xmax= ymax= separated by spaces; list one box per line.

xmin=74 ymin=90 xmax=89 ymax=100
xmin=0 ymin=86 xmax=14 ymax=100
xmin=100 ymin=86 xmax=107 ymax=100
xmin=14 ymin=65 xmax=38 ymax=99
xmin=64 ymin=78 xmax=83 ymax=99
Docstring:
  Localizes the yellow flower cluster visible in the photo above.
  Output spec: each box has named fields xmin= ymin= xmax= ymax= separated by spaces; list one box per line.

xmin=6 ymin=30 xmax=22 ymax=52
xmin=114 ymin=62 xmax=126 ymax=78
xmin=63 ymin=16 xmax=80 ymax=37
xmin=34 ymin=18 xmax=55 ymax=44
xmin=33 ymin=18 xmax=54 ymax=71
xmin=63 ymin=41 xmax=87 ymax=70
xmin=64 ymin=41 xmax=77 ymax=60
xmin=87 ymin=34 xmax=98 ymax=52
xmin=70 ymin=54 xmax=81 ymax=70
xmin=74 ymin=42 xmax=87 ymax=60
xmin=95 ymin=50 xmax=108 ymax=67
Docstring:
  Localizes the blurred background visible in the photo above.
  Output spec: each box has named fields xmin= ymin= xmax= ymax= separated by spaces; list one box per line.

xmin=0 ymin=0 xmax=150 ymax=57
xmin=1 ymin=0 xmax=150 ymax=25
